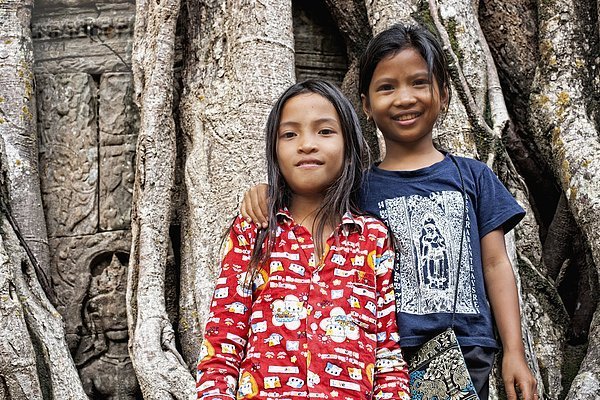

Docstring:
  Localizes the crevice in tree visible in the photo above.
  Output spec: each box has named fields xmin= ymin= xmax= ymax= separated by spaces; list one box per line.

xmin=479 ymin=0 xmax=560 ymax=240
xmin=292 ymin=0 xmax=348 ymax=87
xmin=168 ymin=223 xmax=182 ymax=352
xmin=24 ymin=286 xmax=53 ymax=400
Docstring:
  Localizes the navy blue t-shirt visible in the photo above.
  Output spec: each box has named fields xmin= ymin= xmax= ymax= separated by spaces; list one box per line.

xmin=360 ymin=154 xmax=525 ymax=349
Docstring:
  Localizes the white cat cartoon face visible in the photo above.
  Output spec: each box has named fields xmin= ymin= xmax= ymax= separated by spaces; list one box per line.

xmin=348 ymin=367 xmax=362 ymax=380
xmin=307 ymin=371 xmax=320 ymax=388
xmin=319 ymin=307 xmax=360 ymax=343
xmin=271 ymin=295 xmax=307 ymax=330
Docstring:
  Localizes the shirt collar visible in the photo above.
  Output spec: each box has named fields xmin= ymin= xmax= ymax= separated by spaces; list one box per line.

xmin=276 ymin=208 xmax=364 ymax=235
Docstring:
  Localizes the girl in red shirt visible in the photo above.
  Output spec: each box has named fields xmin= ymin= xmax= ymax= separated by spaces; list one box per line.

xmin=196 ymin=80 xmax=409 ymax=400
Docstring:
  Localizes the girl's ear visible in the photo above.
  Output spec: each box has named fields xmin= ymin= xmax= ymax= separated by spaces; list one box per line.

xmin=440 ymin=86 xmax=449 ymax=111
xmin=361 ymin=94 xmax=372 ymax=121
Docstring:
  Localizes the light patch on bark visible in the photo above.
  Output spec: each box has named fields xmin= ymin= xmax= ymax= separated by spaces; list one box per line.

xmin=364 ymin=0 xmax=416 ymax=34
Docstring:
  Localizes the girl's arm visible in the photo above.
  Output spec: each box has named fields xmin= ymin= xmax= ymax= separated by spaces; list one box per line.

xmin=373 ymin=240 xmax=410 ymax=399
xmin=197 ymin=217 xmax=255 ymax=399
xmin=482 ymin=229 xmax=537 ymax=400
xmin=240 ymin=184 xmax=269 ymax=228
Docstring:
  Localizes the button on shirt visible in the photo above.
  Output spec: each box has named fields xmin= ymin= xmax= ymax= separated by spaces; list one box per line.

xmin=197 ymin=211 xmax=409 ymax=400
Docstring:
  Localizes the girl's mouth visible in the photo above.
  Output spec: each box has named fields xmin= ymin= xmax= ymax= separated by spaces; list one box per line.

xmin=393 ymin=112 xmax=421 ymax=121
xmin=296 ymin=159 xmax=324 ymax=168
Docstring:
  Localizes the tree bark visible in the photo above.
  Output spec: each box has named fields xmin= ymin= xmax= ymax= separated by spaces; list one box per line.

xmin=126 ymin=0 xmax=194 ymax=397
xmin=0 ymin=0 xmax=52 ymax=300
xmin=526 ymin=1 xmax=600 ymax=397
xmin=178 ymin=0 xmax=295 ymax=370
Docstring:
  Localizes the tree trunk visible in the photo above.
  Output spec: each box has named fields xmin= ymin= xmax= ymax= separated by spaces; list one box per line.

xmin=126 ymin=0 xmax=194 ymax=397
xmin=0 ymin=0 xmax=52 ymax=299
xmin=178 ymin=0 xmax=295 ymax=370
xmin=0 ymin=0 xmax=595 ymax=398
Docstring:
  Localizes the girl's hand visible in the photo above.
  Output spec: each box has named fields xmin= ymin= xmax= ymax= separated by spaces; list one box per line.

xmin=502 ymin=350 xmax=538 ymax=400
xmin=240 ymin=184 xmax=269 ymax=229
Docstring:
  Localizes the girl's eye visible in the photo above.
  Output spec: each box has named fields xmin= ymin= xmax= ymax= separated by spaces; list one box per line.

xmin=319 ymin=129 xmax=335 ymax=135
xmin=280 ymin=131 xmax=296 ymax=139
xmin=377 ymin=84 xmax=394 ymax=92
xmin=414 ymin=79 xmax=430 ymax=86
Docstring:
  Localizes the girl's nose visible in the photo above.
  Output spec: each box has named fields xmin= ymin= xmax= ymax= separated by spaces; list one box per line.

xmin=298 ymin=134 xmax=317 ymax=153
xmin=393 ymin=87 xmax=417 ymax=106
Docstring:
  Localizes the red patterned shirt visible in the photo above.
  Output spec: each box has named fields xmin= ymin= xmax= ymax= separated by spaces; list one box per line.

xmin=197 ymin=211 xmax=409 ymax=400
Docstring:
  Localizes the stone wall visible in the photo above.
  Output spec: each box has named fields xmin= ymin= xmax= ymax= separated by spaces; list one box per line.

xmin=32 ymin=2 xmax=141 ymax=398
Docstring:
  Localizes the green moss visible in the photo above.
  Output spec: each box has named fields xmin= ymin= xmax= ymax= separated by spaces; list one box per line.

xmin=446 ymin=18 xmax=464 ymax=62
xmin=557 ymin=91 xmax=570 ymax=107
xmin=532 ymin=94 xmax=550 ymax=108
xmin=412 ymin=2 xmax=436 ymax=34
xmin=555 ymin=92 xmax=570 ymax=121
xmin=471 ymin=125 xmax=493 ymax=160
xmin=539 ymin=40 xmax=555 ymax=65
xmin=21 ymin=105 xmax=32 ymax=120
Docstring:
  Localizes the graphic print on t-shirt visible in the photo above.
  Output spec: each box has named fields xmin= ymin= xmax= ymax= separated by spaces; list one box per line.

xmin=379 ymin=190 xmax=479 ymax=315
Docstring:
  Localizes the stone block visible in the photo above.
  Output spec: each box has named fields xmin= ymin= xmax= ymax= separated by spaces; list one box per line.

xmin=99 ymin=73 xmax=138 ymax=231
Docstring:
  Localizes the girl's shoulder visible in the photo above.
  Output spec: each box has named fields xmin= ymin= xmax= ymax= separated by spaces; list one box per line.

xmin=449 ymin=154 xmax=497 ymax=182
xmin=451 ymin=154 xmax=489 ymax=171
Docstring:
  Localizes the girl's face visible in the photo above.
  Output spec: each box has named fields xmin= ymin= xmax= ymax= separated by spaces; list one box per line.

xmin=276 ymin=93 xmax=345 ymax=198
xmin=361 ymin=48 xmax=447 ymax=151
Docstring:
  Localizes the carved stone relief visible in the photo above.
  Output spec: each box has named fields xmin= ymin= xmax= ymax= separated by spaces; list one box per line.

xmin=50 ymin=231 xmax=141 ymax=399
xmin=32 ymin=0 xmax=348 ymax=396
xmin=99 ymin=73 xmax=138 ymax=231
xmin=32 ymin=3 xmax=134 ymax=74
xmin=293 ymin=1 xmax=348 ymax=86
xmin=37 ymin=73 xmax=98 ymax=237
xmin=33 ymin=3 xmax=140 ymax=395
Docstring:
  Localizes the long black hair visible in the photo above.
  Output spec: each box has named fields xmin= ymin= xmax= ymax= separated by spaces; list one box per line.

xmin=247 ymin=79 xmax=370 ymax=279
xmin=359 ymin=23 xmax=452 ymax=118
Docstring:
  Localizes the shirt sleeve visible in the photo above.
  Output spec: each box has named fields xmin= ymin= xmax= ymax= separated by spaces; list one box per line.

xmin=476 ymin=164 xmax=525 ymax=238
xmin=372 ymin=233 xmax=410 ymax=400
xmin=196 ymin=215 xmax=257 ymax=399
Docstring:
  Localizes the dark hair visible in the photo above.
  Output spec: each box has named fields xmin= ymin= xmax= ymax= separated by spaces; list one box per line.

xmin=359 ymin=24 xmax=451 ymax=117
xmin=247 ymin=79 xmax=370 ymax=280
